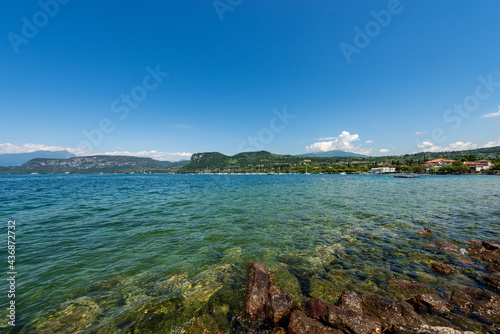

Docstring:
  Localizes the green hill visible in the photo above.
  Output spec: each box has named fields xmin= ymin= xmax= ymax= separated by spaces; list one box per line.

xmin=179 ymin=146 xmax=500 ymax=174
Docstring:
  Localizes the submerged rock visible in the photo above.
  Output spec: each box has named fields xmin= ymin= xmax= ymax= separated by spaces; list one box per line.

xmin=267 ymin=285 xmax=301 ymax=326
xmin=416 ymin=228 xmax=434 ymax=236
xmin=466 ymin=241 xmax=500 ymax=262
xmin=481 ymin=272 xmax=500 ymax=291
xmin=35 ymin=297 xmax=100 ymax=334
xmin=389 ymin=279 xmax=429 ymax=297
xmin=182 ymin=314 xmax=223 ymax=334
xmin=320 ymin=304 xmax=382 ymax=334
xmin=486 ymin=258 xmax=500 ymax=273
xmin=244 ymin=262 xmax=269 ymax=320
xmin=390 ymin=324 xmax=475 ymax=334
xmin=406 ymin=294 xmax=452 ymax=315
xmin=453 ymin=258 xmax=475 ymax=267
xmin=431 ymin=263 xmax=455 ymax=275
xmin=449 ymin=287 xmax=500 ymax=323
xmin=432 ymin=240 xmax=460 ymax=250
xmin=288 ymin=310 xmax=341 ymax=334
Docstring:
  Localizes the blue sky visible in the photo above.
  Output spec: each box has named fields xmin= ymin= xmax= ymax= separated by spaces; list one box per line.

xmin=1 ymin=0 xmax=500 ymax=160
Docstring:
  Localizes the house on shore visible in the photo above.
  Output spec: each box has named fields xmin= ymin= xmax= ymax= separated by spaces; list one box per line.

xmin=463 ymin=160 xmax=493 ymax=172
xmin=424 ymin=159 xmax=455 ymax=168
xmin=371 ymin=167 xmax=396 ymax=174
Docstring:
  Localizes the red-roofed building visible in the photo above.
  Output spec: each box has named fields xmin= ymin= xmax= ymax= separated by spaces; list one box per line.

xmin=463 ymin=160 xmax=493 ymax=172
xmin=424 ymin=159 xmax=455 ymax=168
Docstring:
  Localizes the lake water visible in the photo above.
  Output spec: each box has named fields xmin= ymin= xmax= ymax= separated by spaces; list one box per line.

xmin=0 ymin=174 xmax=499 ymax=333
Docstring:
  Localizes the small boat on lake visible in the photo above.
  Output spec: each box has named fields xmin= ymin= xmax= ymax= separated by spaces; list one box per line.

xmin=393 ymin=174 xmax=420 ymax=178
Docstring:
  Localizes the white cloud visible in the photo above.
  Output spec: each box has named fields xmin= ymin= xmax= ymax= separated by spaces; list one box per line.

xmin=0 ymin=143 xmax=87 ymax=155
xmin=0 ymin=143 xmax=192 ymax=161
xmin=379 ymin=148 xmax=389 ymax=153
xmin=481 ymin=107 xmax=500 ymax=118
xmin=482 ymin=137 xmax=500 ymax=148
xmin=306 ymin=131 xmax=372 ymax=155
xmin=365 ymin=140 xmax=373 ymax=144
xmin=169 ymin=123 xmax=195 ymax=129
xmin=415 ymin=131 xmax=428 ymax=135
xmin=417 ymin=141 xmax=478 ymax=152
xmin=92 ymin=150 xmax=192 ymax=161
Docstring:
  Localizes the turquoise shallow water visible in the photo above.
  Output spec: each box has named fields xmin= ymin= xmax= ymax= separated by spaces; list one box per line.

xmin=0 ymin=174 xmax=499 ymax=333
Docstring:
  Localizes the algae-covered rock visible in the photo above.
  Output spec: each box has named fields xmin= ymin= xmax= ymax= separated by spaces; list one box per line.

xmin=182 ymin=314 xmax=224 ymax=334
xmin=309 ymin=277 xmax=343 ymax=304
xmin=35 ymin=297 xmax=100 ymax=333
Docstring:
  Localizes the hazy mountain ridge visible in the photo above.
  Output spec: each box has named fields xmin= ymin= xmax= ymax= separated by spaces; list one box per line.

xmin=0 ymin=156 xmax=188 ymax=174
xmin=0 ymin=150 xmax=76 ymax=166
xmin=297 ymin=150 xmax=367 ymax=158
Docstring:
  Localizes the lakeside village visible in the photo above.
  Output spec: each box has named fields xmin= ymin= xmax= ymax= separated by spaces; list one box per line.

xmin=191 ymin=157 xmax=500 ymax=175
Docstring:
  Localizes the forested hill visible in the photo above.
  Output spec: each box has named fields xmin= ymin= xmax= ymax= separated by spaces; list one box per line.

xmin=179 ymin=146 xmax=500 ymax=173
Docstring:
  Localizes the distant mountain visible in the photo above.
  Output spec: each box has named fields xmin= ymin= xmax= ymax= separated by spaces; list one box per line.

xmin=0 ymin=150 xmax=76 ymax=166
xmin=297 ymin=150 xmax=368 ymax=158
xmin=0 ymin=156 xmax=188 ymax=174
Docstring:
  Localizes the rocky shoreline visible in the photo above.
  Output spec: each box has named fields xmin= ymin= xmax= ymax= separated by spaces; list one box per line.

xmin=31 ymin=229 xmax=500 ymax=333
xmin=235 ymin=231 xmax=500 ymax=334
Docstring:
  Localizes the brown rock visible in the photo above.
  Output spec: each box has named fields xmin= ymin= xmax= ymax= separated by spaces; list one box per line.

xmin=406 ymin=294 xmax=452 ymax=315
xmin=466 ymin=241 xmax=500 ymax=262
xmin=432 ymin=240 xmax=459 ymax=250
xmin=454 ymin=258 xmax=475 ymax=267
xmin=306 ymin=299 xmax=328 ymax=320
xmin=360 ymin=294 xmax=429 ymax=331
xmin=389 ymin=279 xmax=427 ymax=292
xmin=486 ymin=258 xmax=500 ymax=273
xmin=482 ymin=272 xmax=500 ymax=291
xmin=267 ymin=285 xmax=300 ymax=326
xmin=269 ymin=327 xmax=286 ymax=334
xmin=483 ymin=241 xmax=500 ymax=250
xmin=443 ymin=291 xmax=452 ymax=301
xmin=337 ymin=290 xmax=364 ymax=315
xmin=416 ymin=228 xmax=434 ymax=236
xmin=438 ymin=247 xmax=461 ymax=254
xmin=450 ymin=287 xmax=500 ymax=323
xmin=431 ymin=263 xmax=455 ymax=275
xmin=244 ymin=262 xmax=269 ymax=320
xmin=288 ymin=310 xmax=341 ymax=334
xmin=320 ymin=304 xmax=382 ymax=334
xmin=390 ymin=324 xmax=475 ymax=334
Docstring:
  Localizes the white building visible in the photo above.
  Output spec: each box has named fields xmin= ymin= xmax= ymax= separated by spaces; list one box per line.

xmin=371 ymin=167 xmax=396 ymax=174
